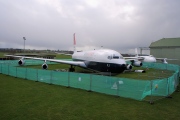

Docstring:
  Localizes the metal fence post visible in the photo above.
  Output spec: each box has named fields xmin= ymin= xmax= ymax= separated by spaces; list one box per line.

xmin=67 ymin=72 xmax=70 ymax=88
xmin=0 ymin=63 xmax=2 ymax=74
xmin=167 ymin=78 xmax=169 ymax=97
xmin=36 ymin=69 xmax=38 ymax=82
xmin=49 ymin=70 xmax=52 ymax=85
xmin=0 ymin=64 xmax=2 ymax=73
xmin=25 ymin=67 xmax=27 ymax=79
xmin=150 ymin=80 xmax=154 ymax=104
xmin=8 ymin=64 xmax=9 ymax=76
xmin=166 ymin=78 xmax=172 ymax=98
xmin=117 ymin=78 xmax=119 ymax=97
xmin=88 ymin=74 xmax=92 ymax=92
xmin=16 ymin=67 xmax=17 ymax=78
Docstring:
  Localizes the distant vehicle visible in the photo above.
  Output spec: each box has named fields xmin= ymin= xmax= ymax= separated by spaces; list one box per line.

xmin=124 ymin=48 xmax=177 ymax=64
xmin=5 ymin=34 xmax=143 ymax=74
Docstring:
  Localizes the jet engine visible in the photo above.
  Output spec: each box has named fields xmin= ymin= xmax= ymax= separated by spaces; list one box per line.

xmin=131 ymin=60 xmax=142 ymax=67
xmin=42 ymin=61 xmax=48 ymax=70
xmin=18 ymin=59 xmax=25 ymax=65
xmin=126 ymin=64 xmax=132 ymax=70
xmin=162 ymin=58 xmax=168 ymax=64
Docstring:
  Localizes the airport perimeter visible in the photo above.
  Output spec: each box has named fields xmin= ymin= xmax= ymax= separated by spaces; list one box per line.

xmin=0 ymin=60 xmax=179 ymax=102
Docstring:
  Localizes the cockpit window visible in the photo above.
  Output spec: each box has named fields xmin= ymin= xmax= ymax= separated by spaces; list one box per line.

xmin=113 ymin=56 xmax=119 ymax=59
xmin=112 ymin=54 xmax=119 ymax=59
xmin=119 ymin=55 xmax=123 ymax=59
xmin=108 ymin=54 xmax=123 ymax=59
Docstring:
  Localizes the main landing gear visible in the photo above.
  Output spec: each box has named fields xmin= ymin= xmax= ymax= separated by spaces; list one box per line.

xmin=69 ymin=65 xmax=75 ymax=72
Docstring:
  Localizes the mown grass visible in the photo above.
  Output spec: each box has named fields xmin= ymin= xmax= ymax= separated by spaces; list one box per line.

xmin=0 ymin=74 xmax=180 ymax=120
xmin=0 ymin=52 xmax=6 ymax=57
xmin=55 ymin=54 xmax=72 ymax=59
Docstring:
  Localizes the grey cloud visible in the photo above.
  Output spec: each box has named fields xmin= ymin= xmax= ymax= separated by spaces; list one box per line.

xmin=0 ymin=0 xmax=180 ymax=54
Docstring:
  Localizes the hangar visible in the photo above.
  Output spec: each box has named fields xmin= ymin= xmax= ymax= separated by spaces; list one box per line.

xmin=149 ymin=38 xmax=180 ymax=65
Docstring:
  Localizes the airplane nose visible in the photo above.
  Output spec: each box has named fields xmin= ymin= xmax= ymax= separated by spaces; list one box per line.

xmin=153 ymin=58 xmax=156 ymax=62
xmin=116 ymin=64 xmax=127 ymax=73
xmin=149 ymin=57 xmax=156 ymax=62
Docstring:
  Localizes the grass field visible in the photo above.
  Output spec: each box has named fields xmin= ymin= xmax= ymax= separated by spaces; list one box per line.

xmin=0 ymin=52 xmax=6 ymax=57
xmin=55 ymin=54 xmax=72 ymax=59
xmin=0 ymin=74 xmax=180 ymax=120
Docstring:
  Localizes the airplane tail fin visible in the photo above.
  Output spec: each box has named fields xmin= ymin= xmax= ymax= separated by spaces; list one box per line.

xmin=135 ymin=48 xmax=139 ymax=57
xmin=73 ymin=33 xmax=76 ymax=53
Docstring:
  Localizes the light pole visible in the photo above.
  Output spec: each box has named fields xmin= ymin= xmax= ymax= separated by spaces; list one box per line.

xmin=23 ymin=37 xmax=26 ymax=52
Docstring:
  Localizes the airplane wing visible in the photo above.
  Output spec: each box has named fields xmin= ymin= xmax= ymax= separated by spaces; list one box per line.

xmin=156 ymin=58 xmax=178 ymax=60
xmin=5 ymin=55 xmax=86 ymax=68
xmin=156 ymin=58 xmax=178 ymax=64
xmin=123 ymin=57 xmax=143 ymax=67
xmin=123 ymin=57 xmax=144 ymax=61
xmin=124 ymin=59 xmax=137 ymax=62
xmin=55 ymin=52 xmax=73 ymax=56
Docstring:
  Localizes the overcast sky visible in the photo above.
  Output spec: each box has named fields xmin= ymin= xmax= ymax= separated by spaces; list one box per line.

xmin=0 ymin=0 xmax=180 ymax=54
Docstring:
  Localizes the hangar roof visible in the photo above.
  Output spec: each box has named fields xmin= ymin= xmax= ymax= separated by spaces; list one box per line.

xmin=149 ymin=38 xmax=180 ymax=48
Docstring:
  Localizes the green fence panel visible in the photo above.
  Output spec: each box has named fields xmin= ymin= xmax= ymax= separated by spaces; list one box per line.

xmin=143 ymin=62 xmax=167 ymax=70
xmin=16 ymin=67 xmax=26 ymax=79
xmin=167 ymin=64 xmax=178 ymax=71
xmin=69 ymin=72 xmax=91 ymax=90
xmin=0 ymin=60 xmax=18 ymax=66
xmin=152 ymin=79 xmax=168 ymax=96
xmin=25 ymin=60 xmax=41 ymax=65
xmin=141 ymin=80 xmax=152 ymax=99
xmin=1 ymin=64 xmax=8 ymax=75
xmin=24 ymin=59 xmax=57 ymax=65
xmin=9 ymin=66 xmax=17 ymax=77
xmin=168 ymin=76 xmax=176 ymax=95
xmin=51 ymin=71 xmax=68 ymax=86
xmin=142 ymin=62 xmax=154 ymax=69
xmin=174 ymin=72 xmax=179 ymax=88
xmin=116 ymin=78 xmax=150 ymax=100
xmin=91 ymin=75 xmax=118 ymax=96
xmin=37 ymin=69 xmax=51 ymax=84
xmin=26 ymin=68 xmax=38 ymax=81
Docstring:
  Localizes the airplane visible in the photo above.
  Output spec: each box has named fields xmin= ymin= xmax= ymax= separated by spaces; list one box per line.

xmin=124 ymin=48 xmax=177 ymax=64
xmin=5 ymin=34 xmax=143 ymax=74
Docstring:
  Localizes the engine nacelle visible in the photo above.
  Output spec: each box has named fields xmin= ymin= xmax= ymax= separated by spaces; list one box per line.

xmin=126 ymin=64 xmax=132 ymax=70
xmin=162 ymin=58 xmax=168 ymax=64
xmin=134 ymin=70 xmax=146 ymax=73
xmin=42 ymin=63 xmax=48 ymax=70
xmin=132 ymin=61 xmax=142 ymax=67
xmin=18 ymin=59 xmax=25 ymax=65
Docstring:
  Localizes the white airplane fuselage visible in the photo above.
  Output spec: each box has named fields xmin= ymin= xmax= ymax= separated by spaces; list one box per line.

xmin=72 ymin=49 xmax=127 ymax=73
xmin=140 ymin=56 xmax=157 ymax=63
